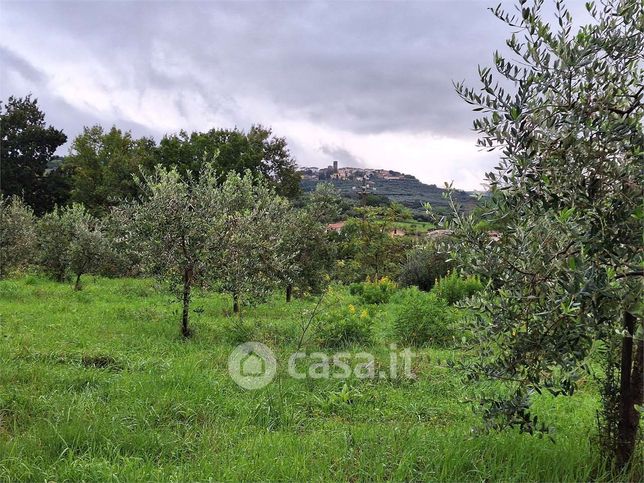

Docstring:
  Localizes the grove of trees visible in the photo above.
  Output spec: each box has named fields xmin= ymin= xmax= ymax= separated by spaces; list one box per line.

xmin=1 ymin=98 xmax=302 ymax=216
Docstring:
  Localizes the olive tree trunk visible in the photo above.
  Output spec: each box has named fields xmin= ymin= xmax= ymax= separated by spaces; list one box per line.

xmin=616 ymin=311 xmax=643 ymax=469
xmin=74 ymin=273 xmax=83 ymax=291
xmin=181 ymin=267 xmax=193 ymax=338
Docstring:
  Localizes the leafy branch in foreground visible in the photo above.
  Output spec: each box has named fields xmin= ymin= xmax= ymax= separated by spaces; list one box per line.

xmin=451 ymin=0 xmax=643 ymax=469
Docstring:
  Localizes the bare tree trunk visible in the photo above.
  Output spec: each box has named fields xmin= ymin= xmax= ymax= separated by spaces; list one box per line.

xmin=286 ymin=284 xmax=293 ymax=303
xmin=233 ymin=292 xmax=240 ymax=314
xmin=181 ymin=267 xmax=193 ymax=338
xmin=616 ymin=311 xmax=642 ymax=469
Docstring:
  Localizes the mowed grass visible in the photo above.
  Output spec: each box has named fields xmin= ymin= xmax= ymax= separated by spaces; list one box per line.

xmin=0 ymin=276 xmax=634 ymax=481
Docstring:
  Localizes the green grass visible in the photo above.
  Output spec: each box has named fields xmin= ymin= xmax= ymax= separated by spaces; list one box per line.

xmin=0 ymin=276 xmax=636 ymax=481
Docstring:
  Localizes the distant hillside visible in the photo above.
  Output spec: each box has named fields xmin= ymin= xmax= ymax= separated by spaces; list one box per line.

xmin=299 ymin=166 xmax=478 ymax=218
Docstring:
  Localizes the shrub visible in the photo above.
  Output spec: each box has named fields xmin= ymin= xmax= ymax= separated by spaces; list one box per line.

xmin=0 ymin=196 xmax=37 ymax=278
xmin=317 ymin=304 xmax=373 ymax=348
xmin=398 ymin=246 xmax=452 ymax=291
xmin=349 ymin=276 xmax=397 ymax=304
xmin=431 ymin=272 xmax=483 ymax=305
xmin=38 ymin=209 xmax=73 ymax=282
xmin=392 ymin=287 xmax=457 ymax=346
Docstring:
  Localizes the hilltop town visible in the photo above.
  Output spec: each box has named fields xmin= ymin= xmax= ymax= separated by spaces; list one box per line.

xmin=299 ymin=161 xmax=413 ymax=182
xmin=299 ymin=162 xmax=478 ymax=218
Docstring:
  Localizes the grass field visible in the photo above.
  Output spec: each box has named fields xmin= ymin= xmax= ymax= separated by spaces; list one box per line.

xmin=0 ymin=276 xmax=637 ymax=481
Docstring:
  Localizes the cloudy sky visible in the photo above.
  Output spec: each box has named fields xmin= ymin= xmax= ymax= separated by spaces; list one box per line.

xmin=0 ymin=0 xmax=588 ymax=189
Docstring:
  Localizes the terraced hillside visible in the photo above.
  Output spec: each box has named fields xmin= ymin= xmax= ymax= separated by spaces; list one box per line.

xmin=301 ymin=173 xmax=478 ymax=218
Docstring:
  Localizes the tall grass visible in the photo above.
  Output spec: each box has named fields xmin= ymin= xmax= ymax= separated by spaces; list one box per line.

xmin=0 ymin=276 xmax=638 ymax=481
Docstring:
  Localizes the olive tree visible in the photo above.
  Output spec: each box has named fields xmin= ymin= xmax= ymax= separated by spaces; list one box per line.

xmin=129 ymin=165 xmax=292 ymax=333
xmin=66 ymin=206 xmax=110 ymax=290
xmin=213 ymin=173 xmax=294 ymax=313
xmin=451 ymin=0 xmax=643 ymax=468
xmin=278 ymin=207 xmax=335 ymax=302
xmin=398 ymin=244 xmax=452 ymax=292
xmin=307 ymin=182 xmax=346 ymax=223
xmin=38 ymin=208 xmax=73 ymax=282
xmin=37 ymin=203 xmax=108 ymax=289
xmin=335 ymin=207 xmax=410 ymax=283
xmin=0 ymin=196 xmax=37 ymax=277
xmin=100 ymin=204 xmax=143 ymax=277
xmin=128 ymin=164 xmax=229 ymax=337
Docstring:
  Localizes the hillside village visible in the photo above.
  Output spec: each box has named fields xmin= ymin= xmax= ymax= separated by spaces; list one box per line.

xmin=299 ymin=161 xmax=479 ymax=218
xmin=299 ymin=161 xmax=412 ymax=182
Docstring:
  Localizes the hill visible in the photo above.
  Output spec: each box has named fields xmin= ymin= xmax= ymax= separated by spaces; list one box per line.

xmin=299 ymin=166 xmax=478 ymax=218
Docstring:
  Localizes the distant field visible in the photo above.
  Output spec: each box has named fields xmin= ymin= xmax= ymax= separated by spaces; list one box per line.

xmin=391 ymin=220 xmax=436 ymax=236
xmin=0 ymin=276 xmax=629 ymax=481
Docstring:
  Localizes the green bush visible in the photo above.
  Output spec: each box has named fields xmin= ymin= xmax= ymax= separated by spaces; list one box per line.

xmin=349 ymin=276 xmax=397 ymax=304
xmin=431 ymin=272 xmax=483 ymax=305
xmin=391 ymin=287 xmax=457 ymax=346
xmin=0 ymin=196 xmax=37 ymax=278
xmin=317 ymin=304 xmax=373 ymax=348
xmin=398 ymin=246 xmax=452 ymax=291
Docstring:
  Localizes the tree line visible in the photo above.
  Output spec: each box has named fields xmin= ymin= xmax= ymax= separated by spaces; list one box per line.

xmin=1 ymin=96 xmax=420 ymax=310
xmin=0 ymin=95 xmax=302 ymax=215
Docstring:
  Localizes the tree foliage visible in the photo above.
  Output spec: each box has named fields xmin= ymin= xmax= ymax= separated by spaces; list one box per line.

xmin=65 ymin=126 xmax=157 ymax=215
xmin=0 ymin=95 xmax=67 ymax=213
xmin=335 ymin=207 xmax=411 ymax=283
xmin=279 ymin=207 xmax=335 ymax=301
xmin=451 ymin=0 xmax=643 ymax=467
xmin=156 ymin=125 xmax=302 ymax=198
xmin=0 ymin=196 xmax=37 ymax=277
xmin=307 ymin=182 xmax=347 ymax=223
xmin=126 ymin=163 xmax=226 ymax=336
xmin=398 ymin=244 xmax=452 ymax=291
xmin=59 ymin=124 xmax=302 ymax=215
xmin=37 ymin=203 xmax=108 ymax=289
xmin=212 ymin=172 xmax=293 ymax=313
xmin=127 ymin=164 xmax=292 ymax=335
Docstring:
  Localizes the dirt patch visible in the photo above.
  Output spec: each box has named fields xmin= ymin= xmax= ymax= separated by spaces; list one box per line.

xmin=81 ymin=354 xmax=123 ymax=371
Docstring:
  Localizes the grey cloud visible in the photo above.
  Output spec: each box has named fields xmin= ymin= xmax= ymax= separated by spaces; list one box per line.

xmin=319 ymin=145 xmax=366 ymax=168
xmin=0 ymin=45 xmax=45 ymax=84
xmin=0 ymin=0 xmax=511 ymax=139
xmin=0 ymin=0 xmax=589 ymax=181
xmin=0 ymin=45 xmax=156 ymax=149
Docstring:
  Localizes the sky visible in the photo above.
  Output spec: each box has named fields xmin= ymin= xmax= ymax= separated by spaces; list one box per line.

xmin=0 ymin=0 xmax=587 ymax=190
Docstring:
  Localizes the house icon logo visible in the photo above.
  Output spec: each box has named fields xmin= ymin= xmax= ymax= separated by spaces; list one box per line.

xmin=228 ymin=342 xmax=276 ymax=390
xmin=241 ymin=351 xmax=265 ymax=376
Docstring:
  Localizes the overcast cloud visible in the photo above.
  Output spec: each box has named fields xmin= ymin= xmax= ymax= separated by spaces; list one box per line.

xmin=0 ymin=0 xmax=589 ymax=189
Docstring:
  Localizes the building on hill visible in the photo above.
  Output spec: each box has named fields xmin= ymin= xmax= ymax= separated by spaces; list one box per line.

xmin=327 ymin=221 xmax=345 ymax=233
